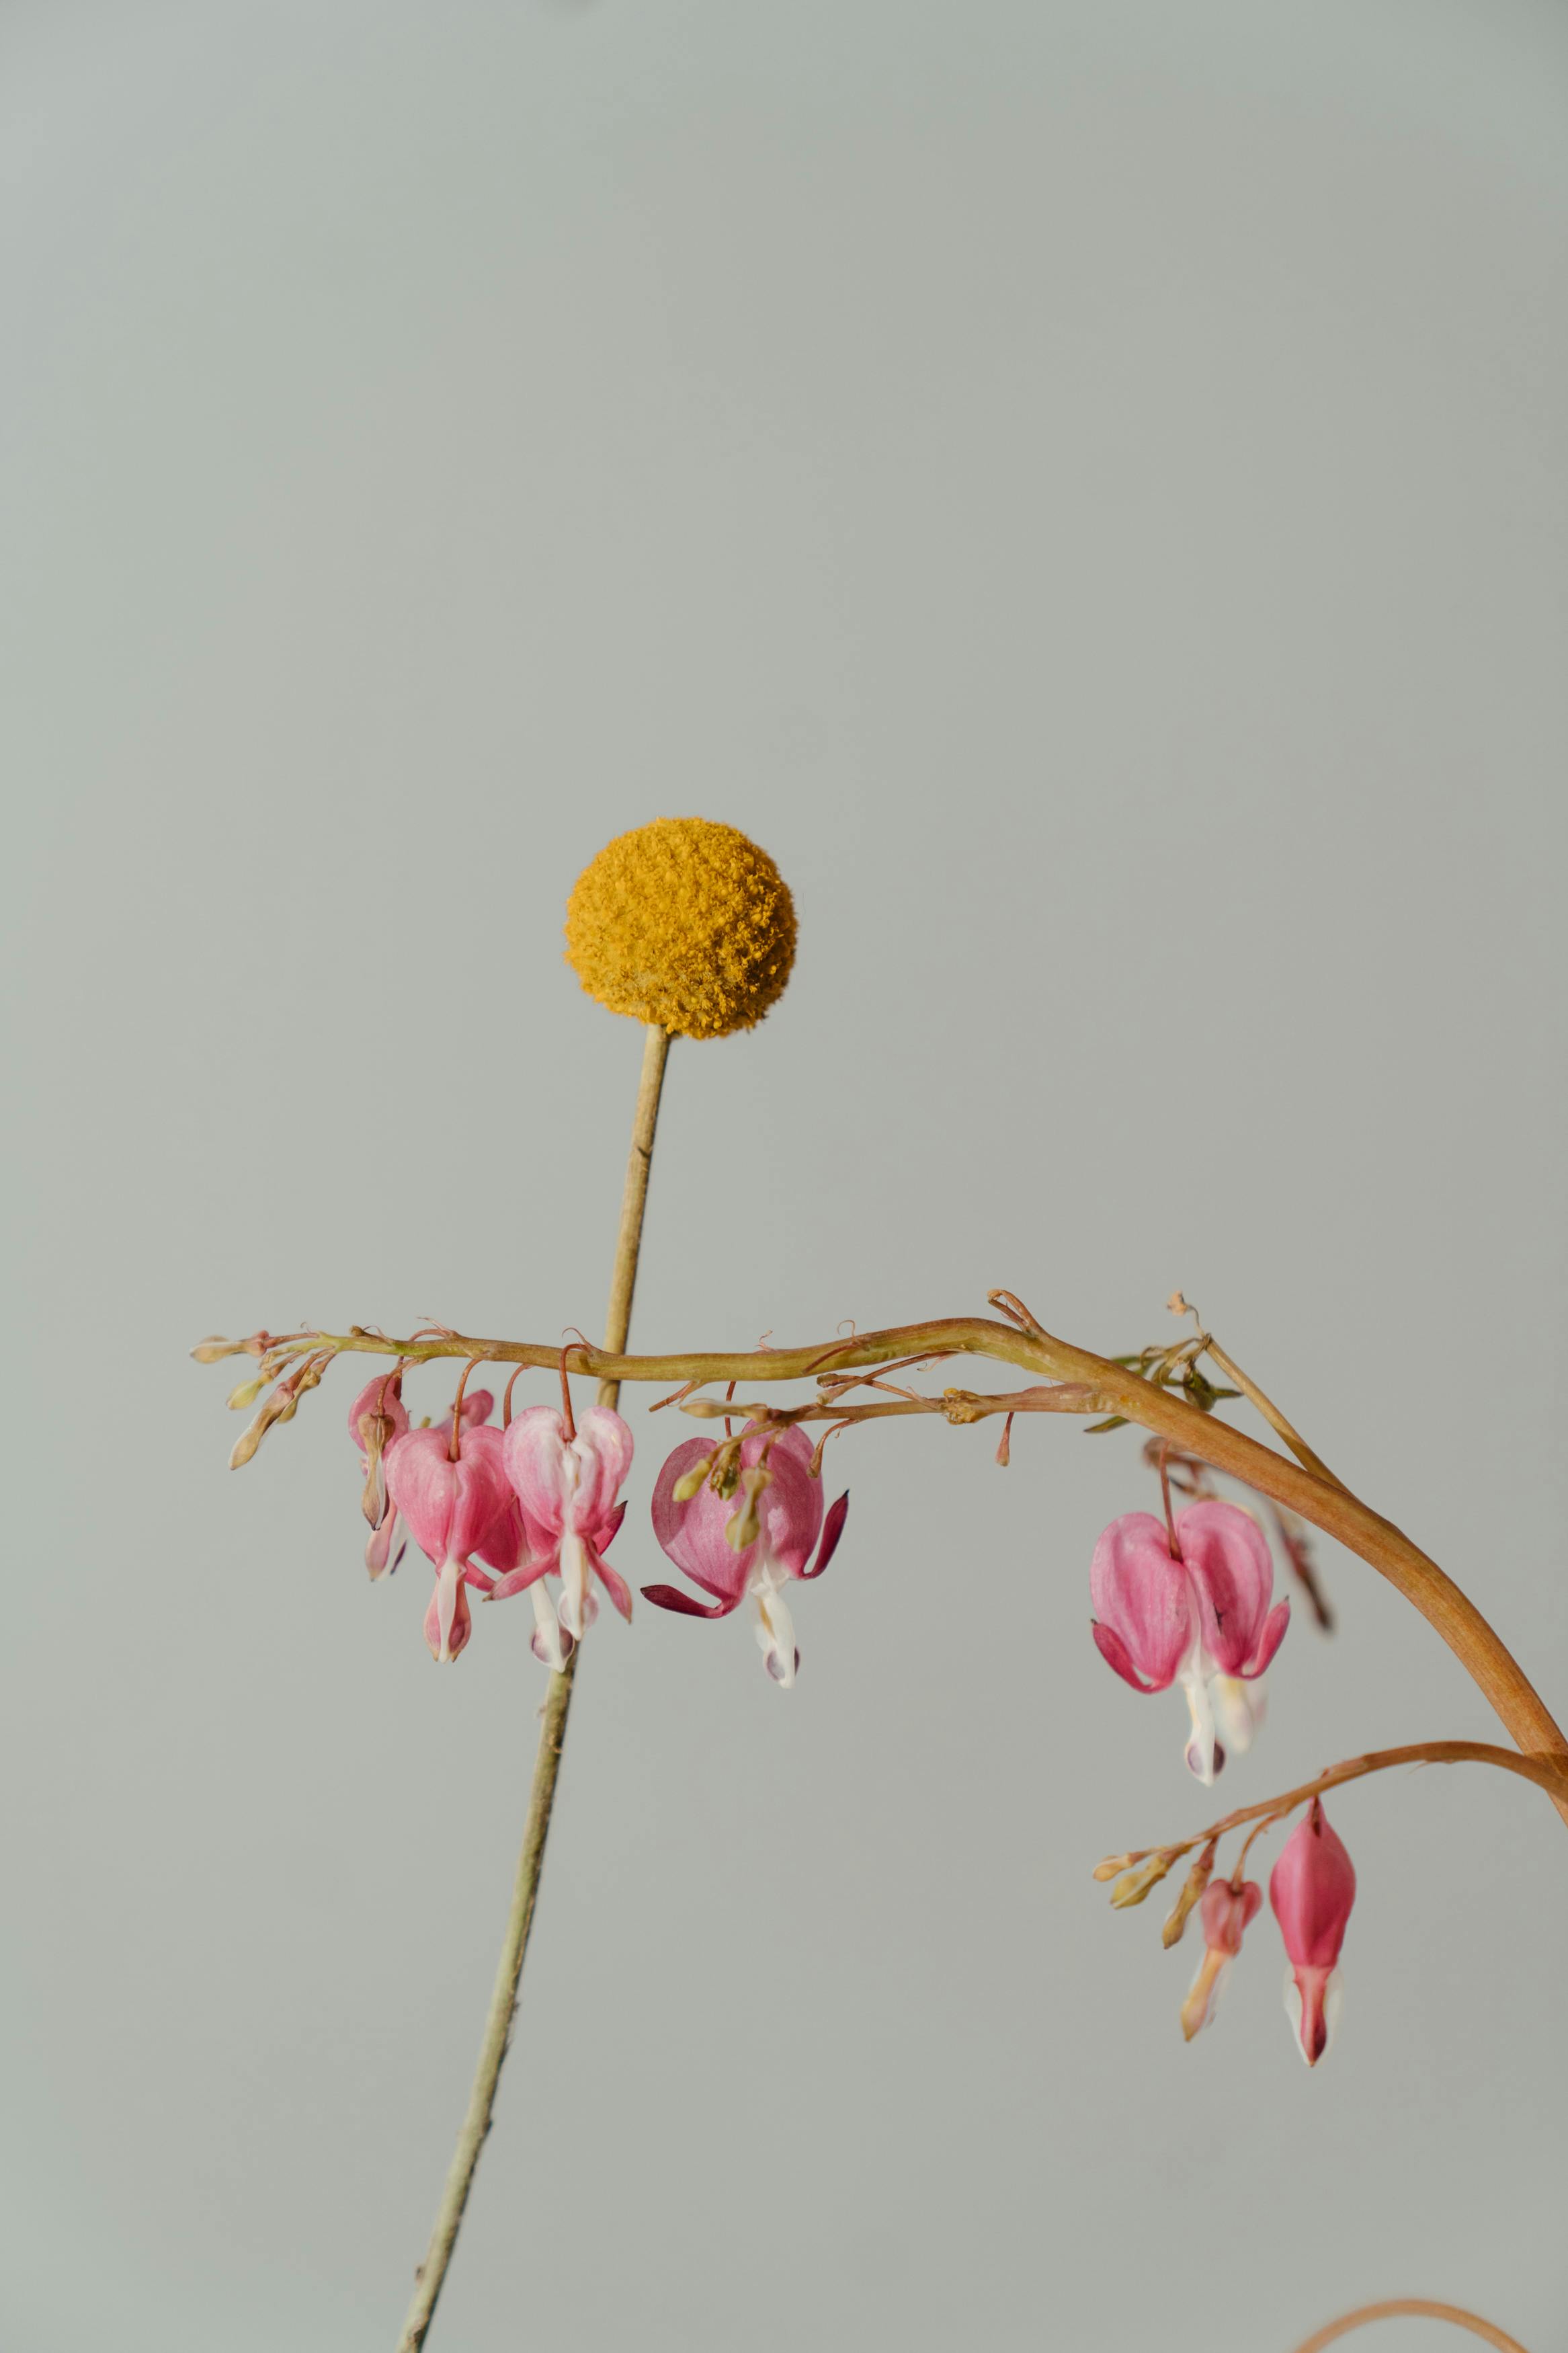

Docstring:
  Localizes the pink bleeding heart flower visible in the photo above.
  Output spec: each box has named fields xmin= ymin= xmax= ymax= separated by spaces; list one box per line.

xmin=385 ymin=1417 xmax=515 ymax=1663
xmin=1270 ymin=1799 xmax=1357 ymax=2066
xmin=348 ymin=1375 xmax=498 ymax=1581
xmin=497 ymin=1404 xmax=634 ymax=1671
xmin=1180 ymin=1877 xmax=1264 ymax=2042
xmin=644 ymin=1425 xmax=848 ymax=1686
xmin=1089 ymin=1498 xmax=1290 ymax=1783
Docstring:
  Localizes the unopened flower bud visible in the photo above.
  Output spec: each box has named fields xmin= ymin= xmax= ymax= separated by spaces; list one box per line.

xmin=347 ymin=1374 xmax=410 ymax=1548
xmin=1110 ymin=1853 xmax=1173 ymax=1909
xmin=226 ymin=1376 xmax=266 ymax=1412
xmin=192 ymin=1335 xmax=244 ymax=1364
xmin=1180 ymin=1877 xmax=1262 ymax=2040
xmin=229 ymin=1388 xmax=289 ymax=1468
xmin=1270 ymin=1800 xmax=1357 ymax=2067
xmin=671 ymin=1458 xmax=713 ymax=1504
xmin=1162 ymin=1842 xmax=1219 ymax=1950
xmin=1093 ymin=1851 xmax=1141 ymax=1883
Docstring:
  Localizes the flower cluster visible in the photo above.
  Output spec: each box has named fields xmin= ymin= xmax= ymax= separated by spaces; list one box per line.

xmin=349 ymin=1382 xmax=850 ymax=1681
xmin=349 ymin=1371 xmax=638 ymax=1668
xmin=1179 ymin=1803 xmax=1358 ymax=2065
xmin=1107 ymin=1797 xmax=1358 ymax=2067
xmin=1087 ymin=1479 xmax=1360 ymax=2065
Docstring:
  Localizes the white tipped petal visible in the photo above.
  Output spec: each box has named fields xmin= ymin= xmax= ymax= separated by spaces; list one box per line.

xmin=558 ymin=1531 xmax=589 ymax=1640
xmin=1212 ymin=1674 xmax=1266 ymax=1757
xmin=530 ymin=1581 xmax=567 ymax=1672
xmin=1181 ymin=1673 xmax=1221 ymax=1784
xmin=434 ymin=1558 xmax=464 ymax=1664
xmin=755 ymin=1585 xmax=797 ymax=1687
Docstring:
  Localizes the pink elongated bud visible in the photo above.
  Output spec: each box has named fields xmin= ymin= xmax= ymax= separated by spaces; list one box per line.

xmin=1270 ymin=1800 xmax=1357 ymax=2066
xmin=1180 ymin=1878 xmax=1262 ymax=2042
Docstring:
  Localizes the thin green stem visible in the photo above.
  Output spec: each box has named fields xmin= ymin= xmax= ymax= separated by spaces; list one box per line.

xmin=395 ymin=1024 xmax=671 ymax=2352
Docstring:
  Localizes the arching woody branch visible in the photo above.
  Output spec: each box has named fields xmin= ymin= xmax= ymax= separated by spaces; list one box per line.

xmin=198 ymin=1297 xmax=1568 ymax=1816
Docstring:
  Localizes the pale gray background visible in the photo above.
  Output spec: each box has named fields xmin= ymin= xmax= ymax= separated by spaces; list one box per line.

xmin=5 ymin=4 xmax=1567 ymax=2348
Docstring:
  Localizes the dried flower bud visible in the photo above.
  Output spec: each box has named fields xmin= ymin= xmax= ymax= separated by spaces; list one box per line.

xmin=192 ymin=1335 xmax=245 ymax=1364
xmin=1161 ymin=1842 xmax=1219 ymax=1950
xmin=671 ymin=1458 xmax=713 ymax=1504
xmin=229 ymin=1388 xmax=290 ymax=1468
xmin=1110 ymin=1853 xmax=1174 ymax=1909
xmin=1093 ymin=1851 xmax=1141 ymax=1883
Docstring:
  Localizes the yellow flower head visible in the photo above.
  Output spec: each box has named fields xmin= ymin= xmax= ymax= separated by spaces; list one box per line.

xmin=564 ymin=817 xmax=796 ymax=1039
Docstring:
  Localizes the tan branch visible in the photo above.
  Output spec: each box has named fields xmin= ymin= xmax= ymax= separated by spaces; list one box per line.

xmin=200 ymin=1304 xmax=1568 ymax=1811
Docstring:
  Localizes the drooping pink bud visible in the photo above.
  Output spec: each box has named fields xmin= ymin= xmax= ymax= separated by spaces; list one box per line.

xmin=1270 ymin=1800 xmax=1357 ymax=2066
xmin=497 ymin=1405 xmax=634 ymax=1669
xmin=644 ymin=1425 xmax=848 ymax=1685
xmin=347 ymin=1372 xmax=411 ymax=1577
xmin=1089 ymin=1500 xmax=1290 ymax=1782
xmin=1180 ymin=1878 xmax=1263 ymax=2042
xmin=385 ymin=1422 xmax=515 ymax=1663
xmin=346 ymin=1370 xmax=410 ymax=1462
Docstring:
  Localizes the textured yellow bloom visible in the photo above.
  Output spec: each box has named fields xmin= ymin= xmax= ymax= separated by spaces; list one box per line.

xmin=565 ymin=818 xmax=796 ymax=1039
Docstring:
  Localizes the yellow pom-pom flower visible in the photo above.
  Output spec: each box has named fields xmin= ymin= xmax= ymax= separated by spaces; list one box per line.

xmin=565 ymin=818 xmax=796 ymax=1039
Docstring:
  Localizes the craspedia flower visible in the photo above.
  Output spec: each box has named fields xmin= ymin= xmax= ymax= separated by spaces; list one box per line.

xmin=564 ymin=817 xmax=796 ymax=1039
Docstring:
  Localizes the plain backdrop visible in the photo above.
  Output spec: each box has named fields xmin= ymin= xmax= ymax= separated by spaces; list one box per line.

xmin=5 ymin=5 xmax=1567 ymax=2349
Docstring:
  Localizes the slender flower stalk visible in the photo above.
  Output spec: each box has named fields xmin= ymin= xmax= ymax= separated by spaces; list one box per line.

xmin=1096 ymin=1740 xmax=1568 ymax=1892
xmin=395 ymin=1021 xmax=671 ymax=2353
